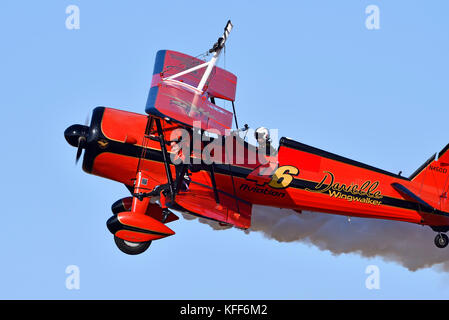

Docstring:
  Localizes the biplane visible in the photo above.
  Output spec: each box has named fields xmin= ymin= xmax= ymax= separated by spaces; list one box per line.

xmin=65 ymin=21 xmax=449 ymax=254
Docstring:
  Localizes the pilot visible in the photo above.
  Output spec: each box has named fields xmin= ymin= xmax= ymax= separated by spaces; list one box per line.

xmin=254 ymin=127 xmax=276 ymax=157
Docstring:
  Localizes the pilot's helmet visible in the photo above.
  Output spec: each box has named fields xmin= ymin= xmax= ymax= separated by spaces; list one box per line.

xmin=254 ymin=127 xmax=270 ymax=143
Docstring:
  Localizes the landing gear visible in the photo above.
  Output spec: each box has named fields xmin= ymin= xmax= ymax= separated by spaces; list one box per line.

xmin=434 ymin=233 xmax=449 ymax=248
xmin=107 ymin=116 xmax=180 ymax=255
xmin=114 ymin=236 xmax=152 ymax=255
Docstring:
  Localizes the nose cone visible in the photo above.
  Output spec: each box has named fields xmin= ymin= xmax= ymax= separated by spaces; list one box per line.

xmin=64 ymin=124 xmax=89 ymax=147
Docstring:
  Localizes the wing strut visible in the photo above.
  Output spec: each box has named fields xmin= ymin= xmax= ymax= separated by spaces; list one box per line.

xmin=140 ymin=116 xmax=177 ymax=201
xmin=154 ymin=118 xmax=175 ymax=201
xmin=208 ymin=164 xmax=220 ymax=204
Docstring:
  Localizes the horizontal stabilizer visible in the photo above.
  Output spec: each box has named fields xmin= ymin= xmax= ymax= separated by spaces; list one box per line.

xmin=391 ymin=182 xmax=434 ymax=213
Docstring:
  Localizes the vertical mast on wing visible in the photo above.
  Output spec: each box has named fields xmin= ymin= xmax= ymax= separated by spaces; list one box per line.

xmin=197 ymin=20 xmax=233 ymax=91
xmin=164 ymin=20 xmax=233 ymax=93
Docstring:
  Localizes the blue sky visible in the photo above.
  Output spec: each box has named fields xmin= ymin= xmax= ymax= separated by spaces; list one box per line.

xmin=1 ymin=1 xmax=449 ymax=299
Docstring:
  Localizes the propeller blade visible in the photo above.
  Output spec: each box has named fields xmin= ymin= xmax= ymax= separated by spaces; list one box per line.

xmin=84 ymin=113 xmax=91 ymax=127
xmin=75 ymin=136 xmax=86 ymax=164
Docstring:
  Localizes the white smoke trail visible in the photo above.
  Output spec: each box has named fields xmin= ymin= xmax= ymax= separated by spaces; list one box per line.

xmin=183 ymin=206 xmax=449 ymax=271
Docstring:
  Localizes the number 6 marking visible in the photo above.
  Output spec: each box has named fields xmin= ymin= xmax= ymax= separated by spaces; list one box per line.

xmin=268 ymin=165 xmax=299 ymax=189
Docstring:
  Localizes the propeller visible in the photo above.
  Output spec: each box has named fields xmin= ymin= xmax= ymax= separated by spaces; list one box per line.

xmin=74 ymin=113 xmax=91 ymax=164
xmin=64 ymin=115 xmax=90 ymax=164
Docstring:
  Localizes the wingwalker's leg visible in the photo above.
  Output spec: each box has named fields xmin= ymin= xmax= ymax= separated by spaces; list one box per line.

xmin=147 ymin=165 xmax=189 ymax=223
xmin=159 ymin=191 xmax=170 ymax=223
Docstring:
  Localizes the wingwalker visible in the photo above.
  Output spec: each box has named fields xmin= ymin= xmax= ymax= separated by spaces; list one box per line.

xmin=65 ymin=21 xmax=449 ymax=254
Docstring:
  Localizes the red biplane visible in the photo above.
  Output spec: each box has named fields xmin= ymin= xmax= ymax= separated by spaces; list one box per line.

xmin=65 ymin=21 xmax=449 ymax=254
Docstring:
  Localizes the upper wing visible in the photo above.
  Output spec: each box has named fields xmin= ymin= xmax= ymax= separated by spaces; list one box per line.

xmin=145 ymin=50 xmax=237 ymax=135
xmin=150 ymin=50 xmax=237 ymax=101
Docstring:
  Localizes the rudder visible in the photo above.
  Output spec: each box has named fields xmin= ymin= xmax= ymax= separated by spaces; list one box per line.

xmin=410 ymin=143 xmax=449 ymax=196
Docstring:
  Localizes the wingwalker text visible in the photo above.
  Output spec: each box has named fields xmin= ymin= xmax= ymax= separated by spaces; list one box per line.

xmin=305 ymin=171 xmax=383 ymax=205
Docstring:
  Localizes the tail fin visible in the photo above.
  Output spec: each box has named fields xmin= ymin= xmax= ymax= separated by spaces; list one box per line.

xmin=410 ymin=143 xmax=449 ymax=195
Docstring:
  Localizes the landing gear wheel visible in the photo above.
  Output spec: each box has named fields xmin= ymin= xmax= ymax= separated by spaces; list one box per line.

xmin=434 ymin=233 xmax=449 ymax=248
xmin=114 ymin=235 xmax=152 ymax=255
